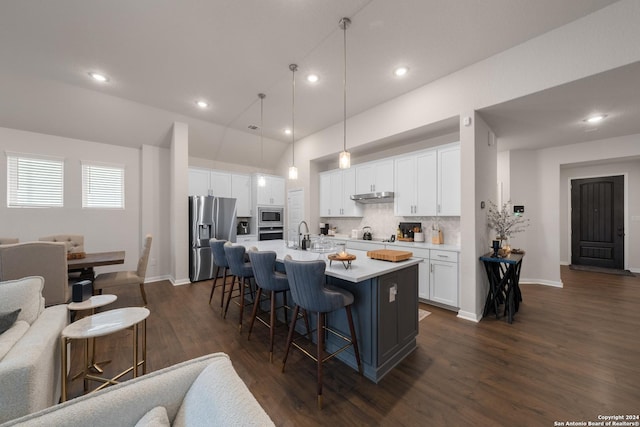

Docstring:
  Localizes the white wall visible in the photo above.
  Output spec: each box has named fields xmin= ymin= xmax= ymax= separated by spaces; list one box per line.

xmin=141 ymin=145 xmax=172 ymax=281
xmin=0 ymin=126 xmax=141 ymax=273
xmin=508 ymin=133 xmax=640 ymax=285
xmin=559 ymin=157 xmax=640 ymax=272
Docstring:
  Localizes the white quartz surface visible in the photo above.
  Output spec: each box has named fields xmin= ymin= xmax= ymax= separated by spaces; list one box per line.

xmin=67 ymin=294 xmax=117 ymax=311
xmin=324 ymin=236 xmax=460 ymax=252
xmin=236 ymin=240 xmax=423 ymax=283
xmin=62 ymin=307 xmax=150 ymax=339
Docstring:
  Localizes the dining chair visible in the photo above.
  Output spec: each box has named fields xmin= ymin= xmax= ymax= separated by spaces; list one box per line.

xmin=282 ymin=257 xmax=362 ymax=409
xmin=247 ymin=250 xmax=293 ymax=362
xmin=209 ymin=239 xmax=233 ymax=308
xmin=93 ymin=235 xmax=152 ymax=305
xmin=223 ymin=245 xmax=256 ymax=332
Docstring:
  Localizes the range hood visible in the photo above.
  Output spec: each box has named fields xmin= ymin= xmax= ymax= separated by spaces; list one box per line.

xmin=350 ymin=191 xmax=394 ymax=204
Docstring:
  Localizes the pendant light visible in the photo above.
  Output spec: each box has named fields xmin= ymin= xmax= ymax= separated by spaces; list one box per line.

xmin=288 ymin=64 xmax=299 ymax=180
xmin=257 ymin=93 xmax=267 ymax=187
xmin=338 ymin=17 xmax=351 ymax=169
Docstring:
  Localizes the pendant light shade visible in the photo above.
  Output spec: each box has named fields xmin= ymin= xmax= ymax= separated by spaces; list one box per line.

xmin=257 ymin=93 xmax=266 ymax=187
xmin=338 ymin=17 xmax=351 ymax=169
xmin=288 ymin=64 xmax=298 ymax=180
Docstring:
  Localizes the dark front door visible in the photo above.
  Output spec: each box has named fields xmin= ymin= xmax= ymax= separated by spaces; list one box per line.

xmin=571 ymin=175 xmax=624 ymax=269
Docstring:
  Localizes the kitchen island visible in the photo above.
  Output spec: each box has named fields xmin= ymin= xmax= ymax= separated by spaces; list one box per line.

xmin=237 ymin=239 xmax=422 ymax=383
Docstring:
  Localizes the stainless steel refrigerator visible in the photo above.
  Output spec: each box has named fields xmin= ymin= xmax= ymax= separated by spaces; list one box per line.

xmin=189 ymin=196 xmax=237 ymax=282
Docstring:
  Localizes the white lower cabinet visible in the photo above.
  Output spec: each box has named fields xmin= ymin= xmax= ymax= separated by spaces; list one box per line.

xmin=236 ymin=235 xmax=257 ymax=243
xmin=345 ymin=240 xmax=385 ymax=252
xmin=429 ymin=250 xmax=458 ymax=308
xmin=411 ymin=248 xmax=458 ymax=310
xmin=408 ymin=248 xmax=430 ymax=301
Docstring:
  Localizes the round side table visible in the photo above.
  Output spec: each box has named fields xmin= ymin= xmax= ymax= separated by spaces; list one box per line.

xmin=61 ymin=306 xmax=150 ymax=402
xmin=67 ymin=295 xmax=117 ymax=375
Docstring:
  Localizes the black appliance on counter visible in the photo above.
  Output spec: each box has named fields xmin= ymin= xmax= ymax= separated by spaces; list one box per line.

xmin=319 ymin=223 xmax=330 ymax=235
xmin=399 ymin=222 xmax=421 ymax=239
xmin=237 ymin=220 xmax=249 ymax=235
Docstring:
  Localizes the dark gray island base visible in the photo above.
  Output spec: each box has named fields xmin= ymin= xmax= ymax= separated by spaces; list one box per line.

xmin=236 ymin=240 xmax=421 ymax=383
xmin=323 ymin=264 xmax=419 ymax=383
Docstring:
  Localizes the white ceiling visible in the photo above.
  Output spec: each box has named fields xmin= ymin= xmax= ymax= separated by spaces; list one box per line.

xmin=0 ymin=0 xmax=624 ymax=168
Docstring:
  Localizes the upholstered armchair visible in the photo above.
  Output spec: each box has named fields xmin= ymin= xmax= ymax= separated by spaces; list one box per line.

xmin=93 ymin=235 xmax=152 ymax=305
xmin=38 ymin=235 xmax=84 ymax=255
xmin=0 ymin=242 xmax=70 ymax=306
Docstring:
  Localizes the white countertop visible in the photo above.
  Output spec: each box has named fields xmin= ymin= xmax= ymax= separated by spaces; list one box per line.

xmin=236 ymin=239 xmax=423 ymax=283
xmin=327 ymin=235 xmax=460 ymax=252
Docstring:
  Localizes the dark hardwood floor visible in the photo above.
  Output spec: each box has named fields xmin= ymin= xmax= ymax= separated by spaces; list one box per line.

xmin=66 ymin=266 xmax=640 ymax=426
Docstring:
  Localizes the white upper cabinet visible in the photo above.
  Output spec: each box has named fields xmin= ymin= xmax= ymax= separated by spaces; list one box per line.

xmin=393 ymin=143 xmax=460 ymax=217
xmin=210 ymin=171 xmax=232 ymax=198
xmin=188 ymin=167 xmax=211 ymax=196
xmin=189 ymin=168 xmax=252 ymax=216
xmin=231 ymin=174 xmax=252 ymax=217
xmin=355 ymin=159 xmax=394 ymax=194
xmin=437 ymin=144 xmax=461 ymax=216
xmin=253 ymin=174 xmax=285 ymax=206
xmin=394 ymin=150 xmax=437 ymax=216
xmin=319 ymin=169 xmax=363 ymax=217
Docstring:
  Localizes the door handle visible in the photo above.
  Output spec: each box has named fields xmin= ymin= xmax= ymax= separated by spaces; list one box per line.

xmin=617 ymin=227 xmax=624 ymax=237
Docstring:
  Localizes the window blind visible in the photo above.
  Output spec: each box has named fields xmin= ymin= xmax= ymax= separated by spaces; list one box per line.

xmin=82 ymin=163 xmax=125 ymax=209
xmin=7 ymin=154 xmax=64 ymax=207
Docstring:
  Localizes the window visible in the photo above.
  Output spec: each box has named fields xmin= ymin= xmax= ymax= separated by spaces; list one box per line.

xmin=7 ymin=153 xmax=64 ymax=207
xmin=82 ymin=162 xmax=125 ymax=209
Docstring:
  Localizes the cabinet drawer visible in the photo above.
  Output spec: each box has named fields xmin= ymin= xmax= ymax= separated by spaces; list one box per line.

xmin=430 ymin=250 xmax=457 ymax=262
xmin=408 ymin=247 xmax=430 ymax=259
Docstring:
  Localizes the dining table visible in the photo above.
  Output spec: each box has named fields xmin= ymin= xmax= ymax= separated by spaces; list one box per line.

xmin=68 ymin=251 xmax=125 ymax=280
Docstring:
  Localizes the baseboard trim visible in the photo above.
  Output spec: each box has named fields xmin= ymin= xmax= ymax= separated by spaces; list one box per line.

xmin=559 ymin=261 xmax=570 ymax=266
xmin=629 ymin=267 xmax=640 ymax=274
xmin=457 ymin=310 xmax=481 ymax=323
xmin=520 ymin=278 xmax=563 ymax=288
xmin=170 ymin=277 xmax=191 ymax=286
xmin=144 ymin=275 xmax=172 ymax=284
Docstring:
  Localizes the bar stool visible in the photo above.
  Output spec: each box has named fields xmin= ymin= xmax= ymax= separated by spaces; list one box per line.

xmin=209 ymin=239 xmax=233 ymax=308
xmin=223 ymin=245 xmax=255 ymax=332
xmin=282 ymin=258 xmax=362 ymax=409
xmin=246 ymin=250 xmax=292 ymax=362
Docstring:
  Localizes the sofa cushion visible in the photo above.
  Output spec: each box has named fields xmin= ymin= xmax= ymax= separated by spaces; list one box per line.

xmin=0 ymin=276 xmax=45 ymax=325
xmin=0 ymin=320 xmax=29 ymax=360
xmin=173 ymin=357 xmax=274 ymax=427
xmin=134 ymin=406 xmax=170 ymax=427
xmin=0 ymin=309 xmax=21 ymax=334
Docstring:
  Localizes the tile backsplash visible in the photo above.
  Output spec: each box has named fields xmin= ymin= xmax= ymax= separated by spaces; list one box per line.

xmin=321 ymin=203 xmax=460 ymax=245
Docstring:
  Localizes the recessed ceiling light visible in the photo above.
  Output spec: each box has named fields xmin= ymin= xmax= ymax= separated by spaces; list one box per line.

xmin=284 ymin=128 xmax=292 ymax=135
xmin=584 ymin=114 xmax=607 ymax=123
xmin=195 ymin=100 xmax=209 ymax=108
xmin=88 ymin=72 xmax=109 ymax=82
xmin=393 ymin=66 xmax=409 ymax=77
xmin=307 ymin=74 xmax=319 ymax=83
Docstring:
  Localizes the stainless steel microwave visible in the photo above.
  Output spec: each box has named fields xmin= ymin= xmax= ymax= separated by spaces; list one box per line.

xmin=258 ymin=207 xmax=283 ymax=227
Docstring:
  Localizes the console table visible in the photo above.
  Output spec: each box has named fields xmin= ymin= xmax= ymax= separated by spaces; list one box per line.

xmin=479 ymin=252 xmax=524 ymax=323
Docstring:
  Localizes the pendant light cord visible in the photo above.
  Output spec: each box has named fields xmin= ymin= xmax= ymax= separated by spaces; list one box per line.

xmin=341 ymin=18 xmax=351 ymax=153
xmin=259 ymin=93 xmax=265 ymax=164
xmin=290 ymin=64 xmax=298 ymax=166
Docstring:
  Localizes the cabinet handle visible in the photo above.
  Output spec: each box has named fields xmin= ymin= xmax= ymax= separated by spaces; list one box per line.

xmin=437 ymin=204 xmax=441 ymax=213
xmin=430 ymin=264 xmax=433 ymax=273
xmin=437 ymin=254 xmax=448 ymax=258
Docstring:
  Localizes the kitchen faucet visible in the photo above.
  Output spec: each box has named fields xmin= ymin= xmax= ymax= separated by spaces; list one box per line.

xmin=298 ymin=220 xmax=309 ymax=249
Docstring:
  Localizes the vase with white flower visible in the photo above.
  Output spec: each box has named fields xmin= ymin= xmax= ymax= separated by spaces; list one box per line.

xmin=486 ymin=200 xmax=529 ymax=256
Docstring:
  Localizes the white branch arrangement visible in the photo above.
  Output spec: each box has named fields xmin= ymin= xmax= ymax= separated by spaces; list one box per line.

xmin=486 ymin=200 xmax=529 ymax=239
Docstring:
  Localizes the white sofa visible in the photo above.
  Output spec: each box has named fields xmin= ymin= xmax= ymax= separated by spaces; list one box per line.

xmin=0 ymin=276 xmax=68 ymax=424
xmin=2 ymin=353 xmax=275 ymax=427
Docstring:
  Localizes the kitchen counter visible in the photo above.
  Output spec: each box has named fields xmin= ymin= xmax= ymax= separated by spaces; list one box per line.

xmin=234 ymin=239 xmax=420 ymax=383
xmin=239 ymin=239 xmax=423 ymax=282
xmin=327 ymin=235 xmax=460 ymax=252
